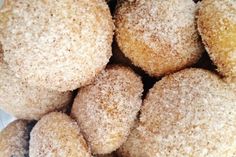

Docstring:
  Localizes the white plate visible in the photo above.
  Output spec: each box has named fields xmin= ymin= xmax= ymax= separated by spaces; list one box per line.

xmin=0 ymin=109 xmax=15 ymax=131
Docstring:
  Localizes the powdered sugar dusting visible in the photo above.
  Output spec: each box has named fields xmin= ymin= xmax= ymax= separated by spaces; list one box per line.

xmin=72 ymin=65 xmax=143 ymax=154
xmin=115 ymin=0 xmax=204 ymax=76
xmin=30 ymin=112 xmax=91 ymax=157
xmin=119 ymin=68 xmax=236 ymax=157
xmin=0 ymin=0 xmax=113 ymax=91
xmin=117 ymin=0 xmax=201 ymax=53
xmin=198 ymin=0 xmax=236 ymax=78
xmin=214 ymin=0 xmax=236 ymax=24
xmin=0 ymin=62 xmax=72 ymax=120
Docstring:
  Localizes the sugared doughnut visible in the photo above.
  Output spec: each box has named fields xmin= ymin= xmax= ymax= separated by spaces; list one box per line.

xmin=30 ymin=112 xmax=91 ymax=157
xmin=198 ymin=0 xmax=236 ymax=79
xmin=115 ymin=0 xmax=204 ymax=77
xmin=0 ymin=0 xmax=113 ymax=91
xmin=118 ymin=68 xmax=236 ymax=157
xmin=71 ymin=65 xmax=143 ymax=154
xmin=0 ymin=62 xmax=72 ymax=120
xmin=0 ymin=120 xmax=34 ymax=157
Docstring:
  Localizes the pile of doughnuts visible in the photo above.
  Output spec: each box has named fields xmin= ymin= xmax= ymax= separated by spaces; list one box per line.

xmin=0 ymin=0 xmax=235 ymax=157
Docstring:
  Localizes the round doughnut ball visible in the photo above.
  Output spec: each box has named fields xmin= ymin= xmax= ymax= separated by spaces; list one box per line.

xmin=0 ymin=120 xmax=34 ymax=157
xmin=0 ymin=62 xmax=72 ymax=120
xmin=30 ymin=112 xmax=91 ymax=157
xmin=0 ymin=0 xmax=113 ymax=91
xmin=115 ymin=0 xmax=204 ymax=77
xmin=198 ymin=0 xmax=236 ymax=78
xmin=118 ymin=68 xmax=236 ymax=157
xmin=71 ymin=65 xmax=143 ymax=154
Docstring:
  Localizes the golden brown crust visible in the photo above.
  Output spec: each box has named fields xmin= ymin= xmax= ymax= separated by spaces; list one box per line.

xmin=0 ymin=120 xmax=33 ymax=157
xmin=115 ymin=0 xmax=204 ymax=77
xmin=0 ymin=0 xmax=113 ymax=91
xmin=0 ymin=63 xmax=72 ymax=120
xmin=71 ymin=65 xmax=143 ymax=154
xmin=197 ymin=0 xmax=236 ymax=78
xmin=29 ymin=112 xmax=91 ymax=157
xmin=119 ymin=68 xmax=236 ymax=157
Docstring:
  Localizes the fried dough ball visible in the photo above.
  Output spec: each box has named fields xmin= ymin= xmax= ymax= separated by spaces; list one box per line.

xmin=71 ymin=65 xmax=143 ymax=154
xmin=198 ymin=0 xmax=236 ymax=79
xmin=118 ymin=68 xmax=236 ymax=157
xmin=0 ymin=120 xmax=34 ymax=157
xmin=0 ymin=62 xmax=72 ymax=120
xmin=115 ymin=0 xmax=204 ymax=77
xmin=30 ymin=112 xmax=91 ymax=157
xmin=0 ymin=0 xmax=113 ymax=91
